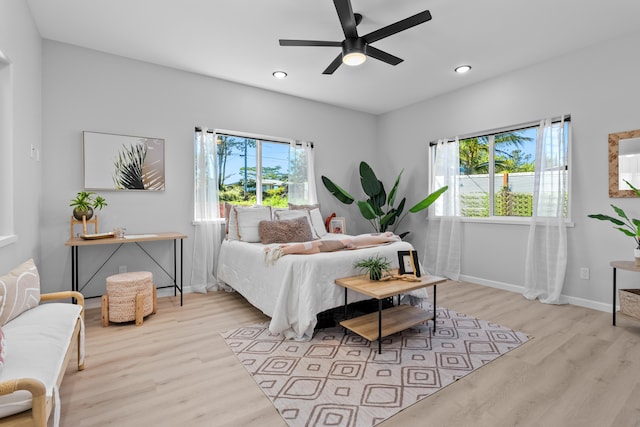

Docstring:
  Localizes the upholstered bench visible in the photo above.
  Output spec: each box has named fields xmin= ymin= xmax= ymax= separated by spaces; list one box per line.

xmin=101 ymin=271 xmax=156 ymax=326
xmin=0 ymin=259 xmax=85 ymax=427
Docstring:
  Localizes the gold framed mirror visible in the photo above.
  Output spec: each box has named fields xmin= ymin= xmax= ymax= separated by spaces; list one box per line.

xmin=609 ymin=129 xmax=640 ymax=197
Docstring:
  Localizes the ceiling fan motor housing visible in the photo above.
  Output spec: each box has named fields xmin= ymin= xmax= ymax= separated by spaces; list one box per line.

xmin=342 ymin=38 xmax=367 ymax=65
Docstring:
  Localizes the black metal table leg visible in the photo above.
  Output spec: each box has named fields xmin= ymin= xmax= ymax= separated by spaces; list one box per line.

xmin=71 ymin=246 xmax=78 ymax=304
xmin=378 ymin=299 xmax=382 ymax=354
xmin=433 ymin=285 xmax=437 ymax=333
xmin=613 ymin=267 xmax=617 ymax=326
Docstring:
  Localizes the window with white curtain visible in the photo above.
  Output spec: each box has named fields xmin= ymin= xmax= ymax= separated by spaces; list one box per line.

xmin=429 ymin=116 xmax=571 ymax=221
xmin=194 ymin=128 xmax=316 ymax=221
xmin=0 ymin=52 xmax=16 ymax=247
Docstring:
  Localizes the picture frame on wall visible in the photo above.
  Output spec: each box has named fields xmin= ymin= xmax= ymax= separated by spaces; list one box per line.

xmin=83 ymin=131 xmax=165 ymax=191
xmin=329 ymin=217 xmax=346 ymax=234
xmin=397 ymin=250 xmax=421 ymax=277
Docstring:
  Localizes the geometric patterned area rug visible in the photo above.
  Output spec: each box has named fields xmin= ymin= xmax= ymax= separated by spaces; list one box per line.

xmin=222 ymin=305 xmax=530 ymax=427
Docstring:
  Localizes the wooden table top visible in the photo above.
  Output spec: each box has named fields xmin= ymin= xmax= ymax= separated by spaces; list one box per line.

xmin=335 ymin=270 xmax=447 ymax=299
xmin=610 ymin=260 xmax=640 ymax=272
xmin=65 ymin=231 xmax=187 ymax=247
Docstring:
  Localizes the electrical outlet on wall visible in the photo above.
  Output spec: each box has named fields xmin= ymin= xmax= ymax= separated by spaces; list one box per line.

xmin=579 ymin=267 xmax=590 ymax=280
xmin=119 ymin=265 xmax=127 ymax=273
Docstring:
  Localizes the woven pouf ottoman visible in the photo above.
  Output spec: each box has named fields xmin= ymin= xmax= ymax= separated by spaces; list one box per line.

xmin=102 ymin=271 xmax=156 ymax=327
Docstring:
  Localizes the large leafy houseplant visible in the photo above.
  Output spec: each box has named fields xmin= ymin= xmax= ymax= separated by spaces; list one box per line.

xmin=322 ymin=161 xmax=448 ymax=238
xmin=588 ymin=179 xmax=640 ymax=250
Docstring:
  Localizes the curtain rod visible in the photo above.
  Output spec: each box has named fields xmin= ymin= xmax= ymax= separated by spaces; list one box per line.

xmin=429 ymin=114 xmax=571 ymax=146
xmin=195 ymin=127 xmax=314 ymax=148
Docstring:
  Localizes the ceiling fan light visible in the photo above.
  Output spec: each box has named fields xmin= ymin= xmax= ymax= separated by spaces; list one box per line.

xmin=343 ymin=52 xmax=366 ymax=66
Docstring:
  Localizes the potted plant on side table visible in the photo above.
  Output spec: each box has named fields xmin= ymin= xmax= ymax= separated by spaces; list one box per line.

xmin=354 ymin=255 xmax=392 ymax=281
xmin=588 ymin=179 xmax=640 ymax=265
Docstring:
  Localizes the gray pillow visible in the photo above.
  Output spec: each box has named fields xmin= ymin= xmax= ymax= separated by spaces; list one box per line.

xmin=259 ymin=216 xmax=314 ymax=244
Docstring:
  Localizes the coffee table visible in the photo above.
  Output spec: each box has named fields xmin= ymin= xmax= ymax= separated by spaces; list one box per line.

xmin=335 ymin=271 xmax=447 ymax=353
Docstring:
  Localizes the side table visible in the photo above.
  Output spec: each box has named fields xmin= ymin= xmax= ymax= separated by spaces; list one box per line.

xmin=610 ymin=260 xmax=640 ymax=325
xmin=335 ymin=271 xmax=447 ymax=353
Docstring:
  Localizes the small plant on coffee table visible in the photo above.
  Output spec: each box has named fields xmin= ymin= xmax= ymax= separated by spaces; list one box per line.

xmin=354 ymin=255 xmax=392 ymax=281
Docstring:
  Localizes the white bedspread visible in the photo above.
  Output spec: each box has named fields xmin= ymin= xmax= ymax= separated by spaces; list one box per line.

xmin=217 ymin=233 xmax=427 ymax=340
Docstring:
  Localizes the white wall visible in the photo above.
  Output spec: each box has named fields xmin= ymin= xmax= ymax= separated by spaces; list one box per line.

xmin=0 ymin=0 xmax=43 ymax=274
xmin=377 ymin=30 xmax=640 ymax=310
xmin=41 ymin=41 xmax=377 ymax=296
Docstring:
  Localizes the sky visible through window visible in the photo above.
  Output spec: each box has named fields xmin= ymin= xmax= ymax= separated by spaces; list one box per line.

xmin=224 ymin=139 xmax=289 ymax=185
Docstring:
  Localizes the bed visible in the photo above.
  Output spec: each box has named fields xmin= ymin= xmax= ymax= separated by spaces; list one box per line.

xmin=217 ymin=232 xmax=427 ymax=340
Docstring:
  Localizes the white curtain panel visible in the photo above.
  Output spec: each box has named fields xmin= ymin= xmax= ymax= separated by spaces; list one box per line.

xmin=191 ymin=128 xmax=225 ymax=293
xmin=524 ymin=118 xmax=568 ymax=304
xmin=288 ymin=141 xmax=318 ymax=205
xmin=425 ymin=138 xmax=462 ymax=280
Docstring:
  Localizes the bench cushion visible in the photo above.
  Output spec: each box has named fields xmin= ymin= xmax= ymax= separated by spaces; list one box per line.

xmin=0 ymin=303 xmax=82 ymax=418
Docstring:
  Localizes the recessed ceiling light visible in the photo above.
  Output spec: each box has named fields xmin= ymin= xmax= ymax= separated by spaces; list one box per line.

xmin=272 ymin=71 xmax=288 ymax=79
xmin=454 ymin=65 xmax=472 ymax=74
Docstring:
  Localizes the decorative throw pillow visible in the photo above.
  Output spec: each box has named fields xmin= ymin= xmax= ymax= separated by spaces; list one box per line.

xmin=0 ymin=326 xmax=5 ymax=374
xmin=235 ymin=206 xmax=273 ymax=242
xmin=289 ymin=204 xmax=327 ymax=238
xmin=259 ymin=216 xmax=315 ymax=244
xmin=226 ymin=205 xmax=272 ymax=241
xmin=0 ymin=258 xmax=41 ymax=326
xmin=224 ymin=202 xmax=234 ymax=236
xmin=273 ymin=209 xmax=319 ymax=239
xmin=308 ymin=208 xmax=328 ymax=238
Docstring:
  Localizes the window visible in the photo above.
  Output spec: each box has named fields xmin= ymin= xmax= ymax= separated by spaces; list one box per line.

xmin=0 ymin=51 xmax=16 ymax=247
xmin=430 ymin=117 xmax=570 ymax=219
xmin=194 ymin=128 xmax=316 ymax=221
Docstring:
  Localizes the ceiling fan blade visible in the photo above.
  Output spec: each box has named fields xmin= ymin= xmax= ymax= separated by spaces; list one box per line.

xmin=333 ymin=0 xmax=358 ymax=39
xmin=322 ymin=53 xmax=344 ymax=75
xmin=366 ymin=46 xmax=403 ymax=66
xmin=362 ymin=10 xmax=432 ymax=44
xmin=279 ymin=39 xmax=342 ymax=47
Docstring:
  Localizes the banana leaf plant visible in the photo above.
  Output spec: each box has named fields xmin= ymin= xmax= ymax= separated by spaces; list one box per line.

xmin=588 ymin=179 xmax=640 ymax=249
xmin=322 ymin=161 xmax=448 ymax=239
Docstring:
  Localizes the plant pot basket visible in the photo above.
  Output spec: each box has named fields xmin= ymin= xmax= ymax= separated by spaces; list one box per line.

xmin=619 ymin=289 xmax=640 ymax=320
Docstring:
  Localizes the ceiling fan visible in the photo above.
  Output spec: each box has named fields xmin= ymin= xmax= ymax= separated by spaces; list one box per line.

xmin=279 ymin=0 xmax=432 ymax=75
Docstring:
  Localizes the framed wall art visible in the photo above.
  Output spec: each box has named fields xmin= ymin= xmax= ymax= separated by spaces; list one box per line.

xmin=397 ymin=250 xmax=421 ymax=277
xmin=83 ymin=131 xmax=165 ymax=191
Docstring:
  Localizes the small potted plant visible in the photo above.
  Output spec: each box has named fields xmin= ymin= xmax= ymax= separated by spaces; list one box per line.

xmin=354 ymin=255 xmax=392 ymax=281
xmin=70 ymin=191 xmax=108 ymax=221
xmin=588 ymin=179 xmax=640 ymax=264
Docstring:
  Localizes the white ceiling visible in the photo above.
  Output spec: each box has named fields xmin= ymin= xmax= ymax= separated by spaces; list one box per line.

xmin=26 ymin=0 xmax=640 ymax=115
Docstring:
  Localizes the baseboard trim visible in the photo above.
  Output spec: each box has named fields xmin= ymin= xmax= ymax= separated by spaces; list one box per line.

xmin=459 ymin=274 xmax=612 ymax=314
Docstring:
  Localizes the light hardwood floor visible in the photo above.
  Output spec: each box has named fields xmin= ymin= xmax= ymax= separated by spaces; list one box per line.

xmin=59 ymin=281 xmax=640 ymax=427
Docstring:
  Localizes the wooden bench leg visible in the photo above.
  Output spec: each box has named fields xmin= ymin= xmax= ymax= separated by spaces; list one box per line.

xmin=101 ymin=294 xmax=109 ymax=327
xmin=135 ymin=293 xmax=144 ymax=326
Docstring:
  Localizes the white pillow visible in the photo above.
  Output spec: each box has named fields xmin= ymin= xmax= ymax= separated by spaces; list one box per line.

xmin=308 ymin=207 xmax=328 ymax=237
xmin=234 ymin=206 xmax=272 ymax=242
xmin=227 ymin=205 xmax=271 ymax=241
xmin=273 ymin=209 xmax=319 ymax=239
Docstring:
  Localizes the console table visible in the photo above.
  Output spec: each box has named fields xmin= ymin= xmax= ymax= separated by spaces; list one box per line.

xmin=65 ymin=232 xmax=187 ymax=305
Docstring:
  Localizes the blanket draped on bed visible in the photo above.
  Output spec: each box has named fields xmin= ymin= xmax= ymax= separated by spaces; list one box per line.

xmin=217 ymin=234 xmax=427 ymax=340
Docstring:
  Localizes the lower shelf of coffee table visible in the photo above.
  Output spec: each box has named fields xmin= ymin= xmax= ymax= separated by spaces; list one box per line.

xmin=339 ymin=304 xmax=433 ymax=341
